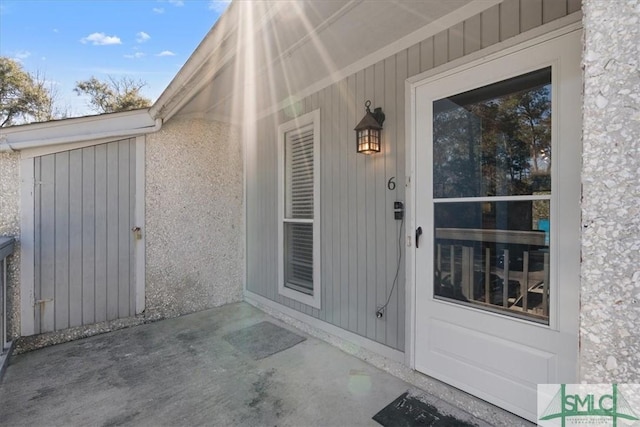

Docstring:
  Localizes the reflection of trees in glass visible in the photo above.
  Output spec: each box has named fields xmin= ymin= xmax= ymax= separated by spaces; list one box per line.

xmin=433 ymin=72 xmax=551 ymax=199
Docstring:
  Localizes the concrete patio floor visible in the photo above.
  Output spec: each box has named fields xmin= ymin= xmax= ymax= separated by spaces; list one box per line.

xmin=0 ymin=302 xmax=526 ymax=426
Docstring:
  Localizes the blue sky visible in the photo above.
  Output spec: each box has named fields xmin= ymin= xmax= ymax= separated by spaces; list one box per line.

xmin=0 ymin=0 xmax=229 ymax=117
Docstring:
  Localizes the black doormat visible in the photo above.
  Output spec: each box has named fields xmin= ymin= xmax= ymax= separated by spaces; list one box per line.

xmin=373 ymin=392 xmax=479 ymax=427
xmin=223 ymin=321 xmax=306 ymax=360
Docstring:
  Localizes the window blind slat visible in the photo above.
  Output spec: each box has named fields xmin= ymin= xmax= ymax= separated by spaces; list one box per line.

xmin=284 ymin=222 xmax=313 ymax=292
xmin=285 ymin=125 xmax=315 ymax=219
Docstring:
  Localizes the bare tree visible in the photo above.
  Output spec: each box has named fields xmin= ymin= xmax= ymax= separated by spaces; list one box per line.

xmin=30 ymin=70 xmax=72 ymax=122
xmin=74 ymin=76 xmax=151 ymax=114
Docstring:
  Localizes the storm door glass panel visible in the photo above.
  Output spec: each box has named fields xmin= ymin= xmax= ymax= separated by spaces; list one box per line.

xmin=283 ymin=125 xmax=314 ymax=295
xmin=432 ymin=67 xmax=551 ymax=324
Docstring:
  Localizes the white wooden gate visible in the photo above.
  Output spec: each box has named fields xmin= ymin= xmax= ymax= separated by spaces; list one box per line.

xmin=32 ymin=138 xmax=139 ymax=333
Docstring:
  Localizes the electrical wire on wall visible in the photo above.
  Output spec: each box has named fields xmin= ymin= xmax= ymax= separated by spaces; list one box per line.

xmin=376 ymin=216 xmax=404 ymax=318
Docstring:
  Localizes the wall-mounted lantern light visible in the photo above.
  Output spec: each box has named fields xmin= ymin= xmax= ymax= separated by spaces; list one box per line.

xmin=354 ymin=100 xmax=385 ymax=154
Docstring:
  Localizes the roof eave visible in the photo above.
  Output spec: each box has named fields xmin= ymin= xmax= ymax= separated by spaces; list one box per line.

xmin=0 ymin=109 xmax=159 ymax=152
xmin=149 ymin=1 xmax=241 ymax=122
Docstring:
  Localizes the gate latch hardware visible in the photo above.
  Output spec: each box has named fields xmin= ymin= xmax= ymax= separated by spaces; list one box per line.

xmin=131 ymin=226 xmax=142 ymax=240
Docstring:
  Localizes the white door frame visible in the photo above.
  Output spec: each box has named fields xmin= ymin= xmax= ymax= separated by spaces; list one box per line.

xmin=19 ymin=136 xmax=146 ymax=336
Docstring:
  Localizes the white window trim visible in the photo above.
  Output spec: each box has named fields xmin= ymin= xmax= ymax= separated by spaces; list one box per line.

xmin=277 ymin=109 xmax=321 ymax=309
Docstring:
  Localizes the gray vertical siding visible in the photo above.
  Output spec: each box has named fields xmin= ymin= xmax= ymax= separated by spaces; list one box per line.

xmin=246 ymin=1 xmax=577 ymax=350
xmin=34 ymin=138 xmax=136 ymax=334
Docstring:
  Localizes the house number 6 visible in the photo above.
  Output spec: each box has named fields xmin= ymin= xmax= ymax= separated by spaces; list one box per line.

xmin=387 ymin=177 xmax=396 ymax=191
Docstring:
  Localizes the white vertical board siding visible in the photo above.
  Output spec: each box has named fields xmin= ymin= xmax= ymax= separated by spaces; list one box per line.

xmin=246 ymin=1 xmax=575 ymax=351
xmin=395 ymin=48 xmax=408 ymax=351
xmin=33 ymin=138 xmax=136 ymax=333
xmin=81 ymin=147 xmax=96 ymax=324
xmin=346 ymin=75 xmax=358 ymax=333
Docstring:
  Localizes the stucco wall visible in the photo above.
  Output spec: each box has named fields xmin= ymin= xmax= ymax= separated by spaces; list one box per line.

xmin=0 ymin=152 xmax=21 ymax=340
xmin=581 ymin=0 xmax=640 ymax=382
xmin=145 ymin=117 xmax=244 ymax=318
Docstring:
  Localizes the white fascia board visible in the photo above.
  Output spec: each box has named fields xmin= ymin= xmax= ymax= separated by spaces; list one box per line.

xmin=0 ymin=109 xmax=159 ymax=152
xmin=150 ymin=1 xmax=288 ymax=123
xmin=150 ymin=2 xmax=275 ymax=122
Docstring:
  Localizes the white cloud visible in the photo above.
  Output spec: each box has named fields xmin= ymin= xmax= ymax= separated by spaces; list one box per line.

xmin=156 ymin=50 xmax=176 ymax=57
xmin=136 ymin=31 xmax=151 ymax=43
xmin=209 ymin=0 xmax=230 ymax=13
xmin=168 ymin=0 xmax=184 ymax=6
xmin=81 ymin=32 xmax=122 ymax=45
xmin=124 ymin=52 xmax=146 ymax=59
xmin=15 ymin=50 xmax=31 ymax=60
xmin=152 ymin=7 xmax=164 ymax=14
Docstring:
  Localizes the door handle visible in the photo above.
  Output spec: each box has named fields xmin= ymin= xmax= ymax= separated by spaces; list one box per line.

xmin=415 ymin=226 xmax=423 ymax=248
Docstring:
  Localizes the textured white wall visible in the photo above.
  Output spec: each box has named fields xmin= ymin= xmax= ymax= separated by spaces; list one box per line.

xmin=581 ymin=0 xmax=640 ymax=382
xmin=145 ymin=118 xmax=244 ymax=318
xmin=0 ymin=152 xmax=21 ymax=340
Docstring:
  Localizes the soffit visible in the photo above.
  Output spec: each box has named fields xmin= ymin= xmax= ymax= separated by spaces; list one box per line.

xmin=175 ymin=0 xmax=473 ymax=121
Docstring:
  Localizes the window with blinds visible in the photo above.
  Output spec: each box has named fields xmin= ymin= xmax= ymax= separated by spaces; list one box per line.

xmin=278 ymin=110 xmax=320 ymax=308
xmin=284 ymin=126 xmax=314 ymax=294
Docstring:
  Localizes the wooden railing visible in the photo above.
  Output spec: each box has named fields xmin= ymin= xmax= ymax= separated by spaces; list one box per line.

xmin=435 ymin=228 xmax=549 ymax=322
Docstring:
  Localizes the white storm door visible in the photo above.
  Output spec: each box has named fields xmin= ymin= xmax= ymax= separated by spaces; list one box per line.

xmin=413 ymin=30 xmax=581 ymax=422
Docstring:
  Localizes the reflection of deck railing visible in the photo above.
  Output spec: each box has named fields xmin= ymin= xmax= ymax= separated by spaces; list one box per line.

xmin=435 ymin=228 xmax=549 ymax=322
xmin=1 ymin=237 xmax=16 ymax=357
xmin=436 ymin=228 xmax=546 ymax=245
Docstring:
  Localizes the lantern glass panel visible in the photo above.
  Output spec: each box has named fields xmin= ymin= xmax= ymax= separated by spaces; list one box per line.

xmin=357 ymin=128 xmax=380 ymax=154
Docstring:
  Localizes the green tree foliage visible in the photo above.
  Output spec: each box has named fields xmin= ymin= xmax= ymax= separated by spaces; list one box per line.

xmin=74 ymin=76 xmax=151 ymax=114
xmin=0 ymin=57 xmax=54 ymax=127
